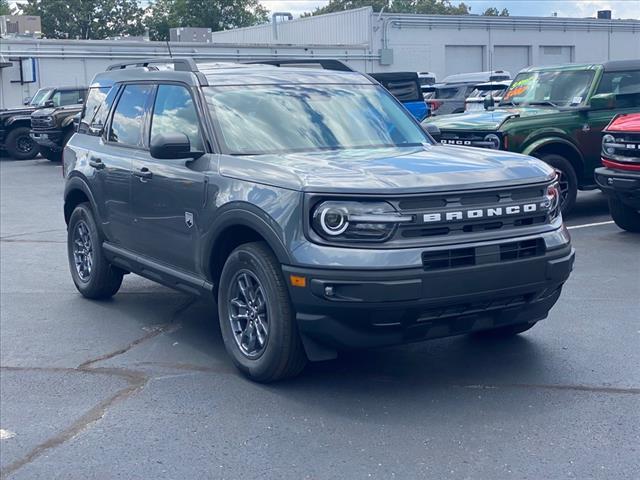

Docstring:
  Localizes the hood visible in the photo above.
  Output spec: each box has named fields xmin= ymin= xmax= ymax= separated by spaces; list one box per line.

xmin=219 ymin=145 xmax=554 ymax=194
xmin=606 ymin=113 xmax=640 ymax=133
xmin=425 ymin=106 xmax=560 ymax=131
xmin=0 ymin=106 xmax=37 ymax=118
xmin=32 ymin=105 xmax=82 ymax=117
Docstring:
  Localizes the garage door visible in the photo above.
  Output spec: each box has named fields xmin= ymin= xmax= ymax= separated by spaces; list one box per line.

xmin=538 ymin=46 xmax=574 ymax=66
xmin=445 ymin=46 xmax=484 ymax=76
xmin=494 ymin=46 xmax=530 ymax=76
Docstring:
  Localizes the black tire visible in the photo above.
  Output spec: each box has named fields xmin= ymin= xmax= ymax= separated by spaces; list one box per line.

xmin=67 ymin=203 xmax=123 ymax=299
xmin=5 ymin=126 xmax=39 ymax=160
xmin=218 ymin=241 xmax=307 ymax=382
xmin=537 ymin=153 xmax=578 ymax=216
xmin=609 ymin=197 xmax=640 ymax=233
xmin=39 ymin=146 xmax=62 ymax=162
xmin=475 ymin=321 xmax=538 ymax=338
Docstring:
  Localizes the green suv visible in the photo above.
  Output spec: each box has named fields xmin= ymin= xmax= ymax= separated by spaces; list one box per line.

xmin=425 ymin=60 xmax=640 ymax=213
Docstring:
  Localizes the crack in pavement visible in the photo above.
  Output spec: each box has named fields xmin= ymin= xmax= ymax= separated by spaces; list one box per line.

xmin=461 ymin=383 xmax=640 ymax=395
xmin=0 ymin=296 xmax=198 ymax=479
xmin=0 ymin=229 xmax=65 ymax=240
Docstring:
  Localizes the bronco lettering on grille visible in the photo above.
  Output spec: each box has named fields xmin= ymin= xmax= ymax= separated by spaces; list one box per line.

xmin=422 ymin=202 xmax=544 ymax=223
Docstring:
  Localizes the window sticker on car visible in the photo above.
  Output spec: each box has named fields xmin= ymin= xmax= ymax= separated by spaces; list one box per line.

xmin=571 ymin=96 xmax=583 ymax=105
xmin=504 ymin=76 xmax=533 ymax=100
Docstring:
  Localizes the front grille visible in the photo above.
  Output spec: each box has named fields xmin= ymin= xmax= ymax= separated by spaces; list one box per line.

xmin=31 ymin=117 xmax=53 ymax=129
xmin=393 ymin=184 xmax=550 ymax=241
xmin=421 ymin=238 xmax=545 ymax=270
xmin=604 ymin=132 xmax=640 ymax=161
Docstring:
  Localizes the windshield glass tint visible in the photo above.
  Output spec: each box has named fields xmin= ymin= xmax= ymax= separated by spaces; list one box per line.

xmin=502 ymin=70 xmax=595 ymax=107
xmin=204 ymin=84 xmax=429 ymax=155
xmin=29 ymin=89 xmax=52 ymax=106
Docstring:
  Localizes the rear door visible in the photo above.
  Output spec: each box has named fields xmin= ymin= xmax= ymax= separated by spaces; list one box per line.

xmin=130 ymin=83 xmax=208 ymax=274
xmin=98 ymin=83 xmax=156 ymax=246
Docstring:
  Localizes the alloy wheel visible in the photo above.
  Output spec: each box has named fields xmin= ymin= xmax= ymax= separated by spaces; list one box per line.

xmin=227 ymin=270 xmax=269 ymax=358
xmin=72 ymin=220 xmax=93 ymax=281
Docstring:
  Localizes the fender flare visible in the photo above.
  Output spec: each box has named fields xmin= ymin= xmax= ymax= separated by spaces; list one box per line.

xmin=63 ymin=175 xmax=100 ymax=225
xmin=5 ymin=115 xmax=31 ymax=128
xmin=522 ymin=136 xmax=585 ymax=165
xmin=61 ymin=116 xmax=76 ymax=129
xmin=202 ymin=204 xmax=292 ymax=275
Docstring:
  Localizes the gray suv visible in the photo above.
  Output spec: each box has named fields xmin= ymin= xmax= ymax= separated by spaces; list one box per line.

xmin=64 ymin=59 xmax=574 ymax=382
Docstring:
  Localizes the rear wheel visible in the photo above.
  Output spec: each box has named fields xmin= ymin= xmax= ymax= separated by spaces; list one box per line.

xmin=537 ymin=153 xmax=578 ymax=215
xmin=218 ymin=241 xmax=307 ymax=382
xmin=5 ymin=126 xmax=38 ymax=160
xmin=67 ymin=203 xmax=123 ymax=299
xmin=609 ymin=197 xmax=640 ymax=233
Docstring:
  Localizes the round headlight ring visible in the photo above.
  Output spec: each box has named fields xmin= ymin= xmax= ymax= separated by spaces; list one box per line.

xmin=602 ymin=133 xmax=615 ymax=156
xmin=484 ymin=133 xmax=501 ymax=150
xmin=319 ymin=206 xmax=349 ymax=236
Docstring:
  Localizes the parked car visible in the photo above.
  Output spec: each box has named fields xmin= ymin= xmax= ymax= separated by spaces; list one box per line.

xmin=0 ymin=86 xmax=86 ymax=159
xmin=425 ymin=60 xmax=640 ymax=214
xmin=31 ymin=103 xmax=84 ymax=162
xmin=418 ymin=71 xmax=437 ymax=95
xmin=595 ymin=113 xmax=640 ymax=232
xmin=424 ymin=70 xmax=511 ymax=116
xmin=465 ymin=81 xmax=513 ymax=112
xmin=63 ymin=58 xmax=574 ymax=382
xmin=248 ymin=60 xmax=429 ymax=121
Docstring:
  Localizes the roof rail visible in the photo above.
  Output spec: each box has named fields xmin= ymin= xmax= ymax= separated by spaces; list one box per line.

xmin=106 ymin=58 xmax=198 ymax=72
xmin=245 ymin=59 xmax=354 ymax=72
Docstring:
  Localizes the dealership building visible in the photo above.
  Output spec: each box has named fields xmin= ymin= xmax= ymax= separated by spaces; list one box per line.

xmin=1 ymin=6 xmax=639 ymax=108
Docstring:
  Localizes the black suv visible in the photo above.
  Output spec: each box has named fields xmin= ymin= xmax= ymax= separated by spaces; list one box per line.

xmin=31 ymin=105 xmax=84 ymax=162
xmin=0 ymin=86 xmax=86 ymax=159
xmin=64 ymin=59 xmax=575 ymax=382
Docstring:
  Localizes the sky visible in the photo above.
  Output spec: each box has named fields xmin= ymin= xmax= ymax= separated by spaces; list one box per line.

xmin=261 ymin=1 xmax=640 ymax=19
xmin=8 ymin=0 xmax=640 ymax=20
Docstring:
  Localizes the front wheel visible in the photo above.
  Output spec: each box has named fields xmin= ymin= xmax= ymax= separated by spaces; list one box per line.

xmin=67 ymin=203 xmax=123 ymax=299
xmin=609 ymin=197 xmax=640 ymax=233
xmin=218 ymin=242 xmax=307 ymax=382
xmin=538 ymin=153 xmax=578 ymax=216
xmin=5 ymin=126 xmax=39 ymax=160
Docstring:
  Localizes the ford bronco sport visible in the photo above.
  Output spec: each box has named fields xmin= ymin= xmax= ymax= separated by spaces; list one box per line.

xmin=596 ymin=113 xmax=640 ymax=232
xmin=0 ymin=86 xmax=86 ymax=159
xmin=63 ymin=59 xmax=574 ymax=382
xmin=425 ymin=60 xmax=640 ymax=215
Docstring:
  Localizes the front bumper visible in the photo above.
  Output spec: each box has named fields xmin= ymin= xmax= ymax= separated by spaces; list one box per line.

xmin=284 ymin=243 xmax=574 ymax=357
xmin=595 ymin=166 xmax=640 ymax=210
xmin=30 ymin=129 xmax=63 ymax=150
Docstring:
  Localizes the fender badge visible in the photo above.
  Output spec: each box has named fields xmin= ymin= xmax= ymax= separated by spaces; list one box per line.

xmin=582 ymin=124 xmax=591 ymax=132
xmin=185 ymin=211 xmax=194 ymax=229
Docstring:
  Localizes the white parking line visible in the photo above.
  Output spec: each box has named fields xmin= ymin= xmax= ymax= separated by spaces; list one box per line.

xmin=567 ymin=221 xmax=615 ymax=230
xmin=0 ymin=429 xmax=16 ymax=440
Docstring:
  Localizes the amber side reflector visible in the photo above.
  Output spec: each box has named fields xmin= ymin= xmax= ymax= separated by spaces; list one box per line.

xmin=290 ymin=275 xmax=307 ymax=288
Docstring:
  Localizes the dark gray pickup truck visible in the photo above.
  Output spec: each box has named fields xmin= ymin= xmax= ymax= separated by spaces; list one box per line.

xmin=63 ymin=59 xmax=574 ymax=382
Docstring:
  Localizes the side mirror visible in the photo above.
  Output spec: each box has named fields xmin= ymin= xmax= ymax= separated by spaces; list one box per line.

xmin=23 ymin=97 xmax=31 ymax=105
xmin=422 ymin=123 xmax=441 ymax=142
xmin=44 ymin=100 xmax=55 ymax=108
xmin=590 ymin=93 xmax=616 ymax=110
xmin=150 ymin=133 xmax=202 ymax=160
xmin=483 ymin=95 xmax=495 ymax=110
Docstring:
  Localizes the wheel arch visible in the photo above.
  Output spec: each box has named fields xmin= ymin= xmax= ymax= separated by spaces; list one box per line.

xmin=63 ymin=176 xmax=99 ymax=225
xmin=205 ymin=207 xmax=292 ymax=295
xmin=524 ymin=137 xmax=585 ymax=183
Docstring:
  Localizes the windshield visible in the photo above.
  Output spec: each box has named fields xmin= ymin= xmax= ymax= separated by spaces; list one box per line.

xmin=501 ymin=70 xmax=595 ymax=107
xmin=204 ymin=84 xmax=429 ymax=155
xmin=29 ymin=88 xmax=53 ymax=106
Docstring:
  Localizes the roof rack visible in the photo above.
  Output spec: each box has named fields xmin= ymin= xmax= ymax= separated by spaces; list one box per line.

xmin=107 ymin=58 xmax=198 ymax=72
xmin=245 ymin=59 xmax=354 ymax=72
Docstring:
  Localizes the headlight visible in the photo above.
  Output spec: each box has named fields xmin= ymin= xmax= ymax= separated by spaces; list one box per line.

xmin=544 ymin=180 xmax=561 ymax=221
xmin=484 ymin=133 xmax=501 ymax=150
xmin=602 ymin=133 xmax=616 ymax=156
xmin=312 ymin=201 xmax=413 ymax=242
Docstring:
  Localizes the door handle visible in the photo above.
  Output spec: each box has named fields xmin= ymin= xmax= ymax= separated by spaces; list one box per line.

xmin=89 ymin=158 xmax=105 ymax=170
xmin=133 ymin=167 xmax=153 ymax=180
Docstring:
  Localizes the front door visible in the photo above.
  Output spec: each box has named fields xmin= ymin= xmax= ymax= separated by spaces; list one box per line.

xmin=130 ymin=83 xmax=208 ymax=274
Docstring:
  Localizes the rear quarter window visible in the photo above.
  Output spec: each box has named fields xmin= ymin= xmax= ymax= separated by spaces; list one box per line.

xmin=79 ymin=87 xmax=117 ymax=136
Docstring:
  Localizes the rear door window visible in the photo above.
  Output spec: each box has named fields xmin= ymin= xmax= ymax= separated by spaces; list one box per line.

xmin=108 ymin=84 xmax=155 ymax=148
xmin=79 ymin=87 xmax=118 ymax=135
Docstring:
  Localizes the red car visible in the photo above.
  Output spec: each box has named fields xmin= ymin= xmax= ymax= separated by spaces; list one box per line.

xmin=596 ymin=113 xmax=640 ymax=232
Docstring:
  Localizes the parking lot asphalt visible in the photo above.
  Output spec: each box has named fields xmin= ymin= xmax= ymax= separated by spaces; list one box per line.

xmin=1 ymin=156 xmax=639 ymax=480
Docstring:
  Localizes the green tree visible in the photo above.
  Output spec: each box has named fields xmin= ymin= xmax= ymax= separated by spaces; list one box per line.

xmin=482 ymin=7 xmax=509 ymax=16
xmin=0 ymin=0 xmax=14 ymax=16
xmin=303 ymin=0 xmax=471 ymax=16
xmin=145 ymin=0 xmax=269 ymax=41
xmin=20 ymin=0 xmax=145 ymax=39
